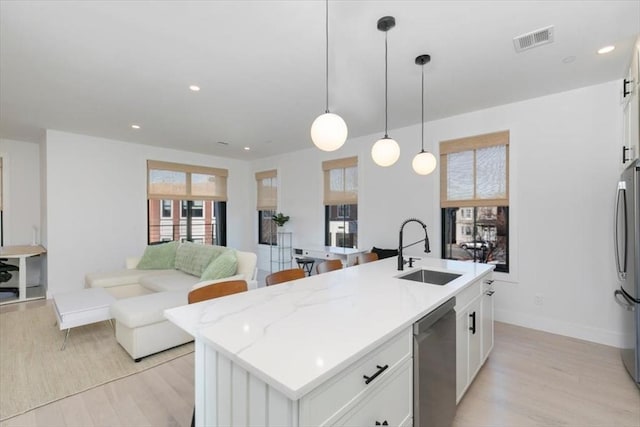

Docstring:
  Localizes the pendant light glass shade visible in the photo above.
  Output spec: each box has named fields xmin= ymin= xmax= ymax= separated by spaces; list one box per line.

xmin=311 ymin=0 xmax=347 ymax=152
xmin=412 ymin=54 xmax=436 ymax=175
xmin=311 ymin=112 xmax=348 ymax=151
xmin=372 ymin=137 xmax=401 ymax=167
xmin=372 ymin=16 xmax=399 ymax=167
xmin=412 ymin=151 xmax=437 ymax=175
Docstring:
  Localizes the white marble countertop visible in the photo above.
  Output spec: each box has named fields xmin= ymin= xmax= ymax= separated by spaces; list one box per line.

xmin=165 ymin=256 xmax=493 ymax=401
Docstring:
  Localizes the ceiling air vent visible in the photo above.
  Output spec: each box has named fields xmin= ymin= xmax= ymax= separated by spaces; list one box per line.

xmin=513 ymin=26 xmax=554 ymax=52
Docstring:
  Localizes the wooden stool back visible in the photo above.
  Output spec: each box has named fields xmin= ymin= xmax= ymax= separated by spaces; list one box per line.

xmin=265 ymin=268 xmax=305 ymax=286
xmin=316 ymin=259 xmax=343 ymax=274
xmin=355 ymin=252 xmax=379 ymax=265
xmin=188 ymin=280 xmax=248 ymax=304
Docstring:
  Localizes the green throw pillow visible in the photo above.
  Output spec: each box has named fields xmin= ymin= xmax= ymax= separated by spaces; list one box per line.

xmin=200 ymin=250 xmax=238 ymax=281
xmin=136 ymin=241 xmax=179 ymax=270
xmin=174 ymin=242 xmax=226 ymax=277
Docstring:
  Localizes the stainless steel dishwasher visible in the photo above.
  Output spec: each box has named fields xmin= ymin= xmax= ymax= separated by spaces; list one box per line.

xmin=413 ymin=297 xmax=456 ymax=427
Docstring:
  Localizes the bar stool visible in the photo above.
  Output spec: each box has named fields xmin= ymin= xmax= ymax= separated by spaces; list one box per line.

xmin=295 ymin=257 xmax=315 ymax=276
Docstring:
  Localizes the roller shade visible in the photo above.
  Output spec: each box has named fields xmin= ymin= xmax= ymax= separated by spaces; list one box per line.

xmin=255 ymin=169 xmax=277 ymax=210
xmin=323 ymin=156 xmax=358 ymax=205
xmin=147 ymin=160 xmax=228 ymax=201
xmin=440 ymin=130 xmax=509 ymax=208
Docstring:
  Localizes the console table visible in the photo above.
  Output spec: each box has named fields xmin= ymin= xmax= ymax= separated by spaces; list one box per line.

xmin=296 ymin=246 xmax=365 ymax=267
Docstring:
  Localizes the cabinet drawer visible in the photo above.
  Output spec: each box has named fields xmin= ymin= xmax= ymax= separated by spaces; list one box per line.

xmin=454 ymin=278 xmax=482 ymax=311
xmin=299 ymin=327 xmax=412 ymax=426
xmin=334 ymin=358 xmax=413 ymax=427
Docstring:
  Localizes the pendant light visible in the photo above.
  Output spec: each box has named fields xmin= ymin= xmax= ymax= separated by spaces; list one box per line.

xmin=412 ymin=54 xmax=437 ymax=175
xmin=311 ymin=0 xmax=348 ymax=152
xmin=371 ymin=16 xmax=400 ymax=167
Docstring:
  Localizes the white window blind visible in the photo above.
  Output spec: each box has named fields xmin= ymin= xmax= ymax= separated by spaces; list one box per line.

xmin=255 ymin=169 xmax=277 ymax=210
xmin=322 ymin=156 xmax=358 ymax=205
xmin=147 ymin=160 xmax=228 ymax=201
xmin=440 ymin=130 xmax=509 ymax=208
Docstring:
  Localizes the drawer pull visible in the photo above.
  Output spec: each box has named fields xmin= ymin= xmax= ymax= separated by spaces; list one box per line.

xmin=484 ymin=279 xmax=494 ymax=284
xmin=363 ymin=364 xmax=389 ymax=385
xmin=375 ymin=422 xmax=389 ymax=426
xmin=485 ymin=290 xmax=495 ymax=296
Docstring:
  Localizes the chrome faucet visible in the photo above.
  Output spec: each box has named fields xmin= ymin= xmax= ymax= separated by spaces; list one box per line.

xmin=398 ymin=218 xmax=431 ymax=271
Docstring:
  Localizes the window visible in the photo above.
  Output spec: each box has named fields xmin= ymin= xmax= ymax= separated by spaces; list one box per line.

xmin=147 ymin=161 xmax=228 ymax=245
xmin=161 ymin=200 xmax=172 ymax=218
xmin=323 ymin=157 xmax=358 ymax=248
xmin=256 ymin=170 xmax=277 ymax=245
xmin=440 ymin=131 xmax=509 ymax=272
xmin=181 ymin=200 xmax=203 ymax=218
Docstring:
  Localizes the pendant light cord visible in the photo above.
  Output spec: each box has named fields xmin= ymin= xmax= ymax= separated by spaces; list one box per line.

xmin=421 ymin=63 xmax=425 ymax=152
xmin=324 ymin=0 xmax=329 ymax=114
xmin=384 ymin=30 xmax=389 ymax=138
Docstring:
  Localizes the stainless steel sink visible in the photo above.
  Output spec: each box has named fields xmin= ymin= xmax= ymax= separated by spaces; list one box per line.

xmin=398 ymin=269 xmax=461 ymax=286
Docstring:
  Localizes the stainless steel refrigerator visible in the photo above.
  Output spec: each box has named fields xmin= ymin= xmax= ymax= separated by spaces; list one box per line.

xmin=614 ymin=158 xmax=640 ymax=386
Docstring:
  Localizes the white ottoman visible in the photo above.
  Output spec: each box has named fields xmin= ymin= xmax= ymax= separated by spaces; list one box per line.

xmin=53 ymin=287 xmax=116 ymax=350
xmin=110 ymin=290 xmax=193 ymax=361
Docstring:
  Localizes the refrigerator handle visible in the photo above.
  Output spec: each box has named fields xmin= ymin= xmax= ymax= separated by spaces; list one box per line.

xmin=614 ymin=182 xmax=628 ymax=280
xmin=614 ymin=290 xmax=635 ymax=311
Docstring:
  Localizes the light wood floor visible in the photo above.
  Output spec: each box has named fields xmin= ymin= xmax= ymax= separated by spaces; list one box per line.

xmin=1 ymin=301 xmax=638 ymax=427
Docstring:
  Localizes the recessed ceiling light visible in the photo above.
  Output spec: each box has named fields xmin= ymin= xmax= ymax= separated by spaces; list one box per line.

xmin=189 ymin=85 xmax=201 ymax=92
xmin=131 ymin=124 xmax=141 ymax=129
xmin=597 ymin=45 xmax=615 ymax=55
xmin=244 ymin=147 xmax=251 ymax=151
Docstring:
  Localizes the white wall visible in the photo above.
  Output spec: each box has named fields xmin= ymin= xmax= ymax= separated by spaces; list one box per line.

xmin=251 ymin=80 xmax=625 ymax=347
xmin=43 ymin=130 xmax=253 ymax=296
xmin=0 ymin=138 xmax=41 ymax=245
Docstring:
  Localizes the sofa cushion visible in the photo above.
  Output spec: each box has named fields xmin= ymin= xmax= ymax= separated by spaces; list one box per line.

xmin=139 ymin=270 xmax=202 ymax=292
xmin=200 ymin=249 xmax=238 ymax=281
xmin=236 ymin=250 xmax=257 ymax=281
xmin=86 ymin=269 xmax=148 ymax=288
xmin=136 ymin=241 xmax=179 ymax=270
xmin=110 ymin=291 xmax=188 ymax=328
xmin=174 ymin=242 xmax=226 ymax=277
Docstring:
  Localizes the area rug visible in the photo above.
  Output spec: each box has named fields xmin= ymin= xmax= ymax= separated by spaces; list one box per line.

xmin=0 ymin=305 xmax=194 ymax=421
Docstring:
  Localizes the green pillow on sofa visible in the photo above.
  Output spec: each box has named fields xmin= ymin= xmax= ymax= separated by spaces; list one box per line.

xmin=200 ymin=250 xmax=238 ymax=281
xmin=175 ymin=242 xmax=227 ymax=277
xmin=136 ymin=241 xmax=179 ymax=270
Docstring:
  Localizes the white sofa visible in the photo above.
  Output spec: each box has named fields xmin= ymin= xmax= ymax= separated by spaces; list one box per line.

xmin=86 ymin=245 xmax=257 ymax=361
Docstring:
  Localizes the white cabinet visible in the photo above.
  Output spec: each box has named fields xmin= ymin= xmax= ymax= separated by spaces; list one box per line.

xmin=299 ymin=327 xmax=412 ymax=426
xmin=455 ymin=275 xmax=494 ymax=403
xmin=196 ymin=326 xmax=413 ymax=427
xmin=334 ymin=359 xmax=413 ymax=427
xmin=481 ymin=280 xmax=495 ymax=360
xmin=622 ymin=37 xmax=640 ymax=166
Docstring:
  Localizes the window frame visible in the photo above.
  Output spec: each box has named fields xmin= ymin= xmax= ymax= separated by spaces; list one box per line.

xmin=255 ymin=170 xmax=278 ymax=245
xmin=439 ymin=131 xmax=509 ymax=272
xmin=323 ymin=157 xmax=358 ymax=249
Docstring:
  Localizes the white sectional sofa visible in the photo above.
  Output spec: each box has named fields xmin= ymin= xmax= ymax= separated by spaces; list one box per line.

xmin=86 ymin=242 xmax=257 ymax=361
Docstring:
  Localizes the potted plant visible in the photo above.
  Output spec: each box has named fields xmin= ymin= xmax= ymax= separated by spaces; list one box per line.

xmin=271 ymin=212 xmax=290 ymax=227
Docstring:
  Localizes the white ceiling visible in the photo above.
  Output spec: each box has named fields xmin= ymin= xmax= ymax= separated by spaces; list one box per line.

xmin=1 ymin=1 xmax=639 ymax=160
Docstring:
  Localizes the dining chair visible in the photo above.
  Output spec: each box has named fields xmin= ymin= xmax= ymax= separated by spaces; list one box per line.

xmin=316 ymin=259 xmax=343 ymax=274
xmin=354 ymin=252 xmax=379 ymax=266
xmin=265 ymin=268 xmax=305 ymax=286
xmin=188 ymin=279 xmax=248 ymax=304
xmin=188 ymin=279 xmax=248 ymax=426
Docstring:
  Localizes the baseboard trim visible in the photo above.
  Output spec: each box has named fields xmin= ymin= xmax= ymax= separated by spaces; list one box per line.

xmin=495 ymin=308 xmax=625 ymax=348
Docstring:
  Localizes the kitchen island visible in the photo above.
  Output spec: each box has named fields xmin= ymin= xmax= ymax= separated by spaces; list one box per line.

xmin=165 ymin=256 xmax=494 ymax=426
